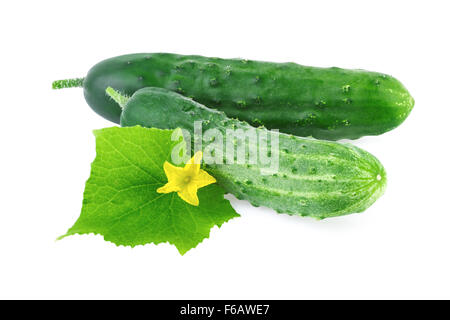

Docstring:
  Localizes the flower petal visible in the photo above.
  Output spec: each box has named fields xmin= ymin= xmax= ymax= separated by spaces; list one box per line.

xmin=177 ymin=183 xmax=199 ymax=206
xmin=184 ymin=151 xmax=202 ymax=176
xmin=163 ymin=161 xmax=185 ymax=182
xmin=194 ymin=169 xmax=217 ymax=189
xmin=157 ymin=182 xmax=179 ymax=194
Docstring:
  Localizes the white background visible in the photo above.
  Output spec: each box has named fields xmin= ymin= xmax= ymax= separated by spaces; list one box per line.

xmin=1 ymin=0 xmax=449 ymax=300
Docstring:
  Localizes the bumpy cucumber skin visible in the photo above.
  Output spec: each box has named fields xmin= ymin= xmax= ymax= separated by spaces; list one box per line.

xmin=84 ymin=53 xmax=414 ymax=140
xmin=120 ymin=88 xmax=387 ymax=219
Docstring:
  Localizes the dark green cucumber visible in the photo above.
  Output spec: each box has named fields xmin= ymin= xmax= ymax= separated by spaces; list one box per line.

xmin=108 ymin=87 xmax=387 ymax=219
xmin=53 ymin=53 xmax=414 ymax=140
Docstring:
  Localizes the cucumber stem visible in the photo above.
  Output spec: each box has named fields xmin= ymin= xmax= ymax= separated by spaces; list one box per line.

xmin=105 ymin=87 xmax=130 ymax=110
xmin=52 ymin=78 xmax=84 ymax=89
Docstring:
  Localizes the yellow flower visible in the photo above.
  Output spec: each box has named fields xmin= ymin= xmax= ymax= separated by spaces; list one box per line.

xmin=157 ymin=151 xmax=216 ymax=206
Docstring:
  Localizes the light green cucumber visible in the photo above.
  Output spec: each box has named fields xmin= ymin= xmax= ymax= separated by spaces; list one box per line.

xmin=108 ymin=87 xmax=387 ymax=219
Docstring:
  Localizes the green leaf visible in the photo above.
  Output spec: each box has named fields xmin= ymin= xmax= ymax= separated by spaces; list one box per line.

xmin=59 ymin=126 xmax=239 ymax=255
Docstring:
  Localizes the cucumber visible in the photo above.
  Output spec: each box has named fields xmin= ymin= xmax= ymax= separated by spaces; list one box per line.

xmin=107 ymin=87 xmax=387 ymax=219
xmin=53 ymin=53 xmax=414 ymax=140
